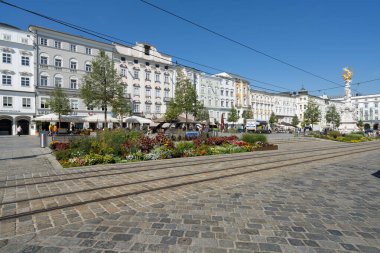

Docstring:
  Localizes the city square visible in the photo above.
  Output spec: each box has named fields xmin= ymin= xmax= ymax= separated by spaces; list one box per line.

xmin=1 ymin=0 xmax=380 ymax=252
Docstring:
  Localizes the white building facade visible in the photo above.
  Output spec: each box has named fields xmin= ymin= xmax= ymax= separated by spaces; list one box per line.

xmin=29 ymin=25 xmax=115 ymax=131
xmin=0 ymin=23 xmax=35 ymax=135
xmin=114 ymin=43 xmax=175 ymax=120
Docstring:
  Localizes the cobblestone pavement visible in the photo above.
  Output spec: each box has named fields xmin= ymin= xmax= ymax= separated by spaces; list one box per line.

xmin=0 ymin=139 xmax=378 ymax=252
xmin=0 ymin=136 xmax=58 ymax=179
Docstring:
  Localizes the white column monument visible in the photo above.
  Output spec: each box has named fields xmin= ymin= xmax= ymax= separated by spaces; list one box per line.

xmin=338 ymin=67 xmax=359 ymax=134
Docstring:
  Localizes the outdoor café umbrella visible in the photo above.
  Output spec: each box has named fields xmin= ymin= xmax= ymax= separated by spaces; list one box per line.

xmin=84 ymin=114 xmax=118 ymax=123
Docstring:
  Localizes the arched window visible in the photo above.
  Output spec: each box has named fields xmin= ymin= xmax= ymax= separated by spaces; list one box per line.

xmin=69 ymin=58 xmax=78 ymax=72
xmin=40 ymin=72 xmax=49 ymax=86
xmin=39 ymin=53 xmax=49 ymax=65
xmin=54 ymin=74 xmax=63 ymax=88
xmin=54 ymin=55 xmax=63 ymax=69
xmin=85 ymin=61 xmax=92 ymax=72
xmin=70 ymin=76 xmax=78 ymax=89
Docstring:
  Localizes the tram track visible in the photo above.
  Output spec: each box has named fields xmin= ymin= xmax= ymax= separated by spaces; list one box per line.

xmin=0 ymin=140 xmax=373 ymax=189
xmin=0 ymin=143 xmax=378 ymax=222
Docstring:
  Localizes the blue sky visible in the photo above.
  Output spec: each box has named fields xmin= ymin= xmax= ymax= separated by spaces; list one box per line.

xmin=1 ymin=0 xmax=379 ymax=95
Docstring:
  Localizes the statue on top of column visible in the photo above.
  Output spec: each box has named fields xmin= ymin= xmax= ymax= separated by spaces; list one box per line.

xmin=342 ymin=67 xmax=352 ymax=82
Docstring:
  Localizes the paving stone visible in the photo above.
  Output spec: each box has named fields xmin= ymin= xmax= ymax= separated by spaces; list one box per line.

xmin=177 ymin=237 xmax=192 ymax=246
xmin=76 ymin=232 xmax=99 ymax=239
xmin=160 ymin=236 xmax=177 ymax=245
xmin=19 ymin=245 xmax=43 ymax=253
xmin=235 ymin=242 xmax=259 ymax=251
xmin=288 ymin=238 xmax=305 ymax=246
xmin=340 ymin=243 xmax=358 ymax=251
xmin=170 ymin=230 xmax=184 ymax=237
xmin=130 ymin=243 xmax=147 ymax=251
xmin=93 ymin=241 xmax=116 ymax=249
xmin=259 ymin=243 xmax=282 ymax=252
xmin=111 ymin=234 xmax=133 ymax=242
xmin=356 ymin=245 xmax=380 ymax=253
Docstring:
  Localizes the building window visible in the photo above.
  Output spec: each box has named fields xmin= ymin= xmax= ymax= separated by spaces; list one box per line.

xmin=70 ymin=99 xmax=79 ymax=110
xmin=133 ymin=87 xmax=140 ymax=96
xmin=145 ymin=104 xmax=151 ymax=113
xmin=54 ymin=41 xmax=61 ymax=49
xmin=226 ymin=101 xmax=229 ymax=107
xmin=221 ymin=101 xmax=224 ymax=107
xmin=40 ymin=98 xmax=49 ymax=108
xmin=164 ymin=74 xmax=169 ymax=83
xmin=40 ymin=37 xmax=47 ymax=46
xmin=164 ymin=90 xmax=169 ymax=98
xmin=22 ymin=98 xmax=31 ymax=108
xmin=3 ymin=34 xmax=11 ymax=41
xmin=3 ymin=96 xmax=12 ymax=107
xmin=21 ymin=37 xmax=29 ymax=44
xmin=121 ymin=57 xmax=126 ymax=62
xmin=155 ymin=73 xmax=160 ymax=82
xmin=70 ymin=79 xmax=78 ymax=89
xmin=70 ymin=44 xmax=76 ymax=52
xmin=146 ymin=88 xmax=151 ymax=97
xmin=155 ymin=105 xmax=161 ymax=113
xmin=221 ymin=90 xmax=224 ymax=96
xmin=70 ymin=61 xmax=77 ymax=71
xmin=40 ymin=56 xmax=48 ymax=65
xmin=54 ymin=76 xmax=62 ymax=87
xmin=2 ymin=53 xmax=11 ymax=63
xmin=85 ymin=64 xmax=92 ymax=72
xmin=209 ymin=99 xmax=212 ymax=106
xmin=133 ymin=103 xmax=139 ymax=113
xmin=145 ymin=71 xmax=151 ymax=81
xmin=2 ymin=75 xmax=11 ymax=85
xmin=40 ymin=75 xmax=48 ymax=86
xmin=231 ymin=91 xmax=233 ymax=97
xmin=86 ymin=48 xmax=92 ymax=55
xmin=226 ymin=91 xmax=229 ymax=96
xmin=21 ymin=56 xmax=30 ymax=66
xmin=134 ymin=70 xmax=139 ymax=79
xmin=55 ymin=58 xmax=62 ymax=68
xmin=121 ymin=67 xmax=126 ymax=76
xmin=155 ymin=89 xmax=160 ymax=98
xmin=21 ymin=77 xmax=30 ymax=87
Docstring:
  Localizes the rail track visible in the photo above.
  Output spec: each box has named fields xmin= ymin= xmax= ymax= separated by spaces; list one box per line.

xmin=0 ymin=142 xmax=378 ymax=222
xmin=0 ymin=140 xmax=373 ymax=189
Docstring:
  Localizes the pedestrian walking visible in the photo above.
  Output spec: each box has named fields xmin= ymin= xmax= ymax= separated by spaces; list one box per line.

xmin=53 ymin=124 xmax=58 ymax=135
xmin=16 ymin=125 xmax=22 ymax=136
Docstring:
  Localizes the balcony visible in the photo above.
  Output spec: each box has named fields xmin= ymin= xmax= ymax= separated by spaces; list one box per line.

xmin=163 ymin=97 xmax=171 ymax=102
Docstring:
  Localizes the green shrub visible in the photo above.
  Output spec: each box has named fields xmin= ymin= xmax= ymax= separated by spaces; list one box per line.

xmin=327 ymin=131 xmax=341 ymax=139
xmin=344 ymin=134 xmax=363 ymax=141
xmin=54 ymin=149 xmax=72 ymax=160
xmin=70 ymin=137 xmax=93 ymax=154
xmin=241 ymin=133 xmax=267 ymax=144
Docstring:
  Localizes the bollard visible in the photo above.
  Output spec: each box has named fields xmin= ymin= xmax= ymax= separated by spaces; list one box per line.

xmin=40 ymin=132 xmax=48 ymax=148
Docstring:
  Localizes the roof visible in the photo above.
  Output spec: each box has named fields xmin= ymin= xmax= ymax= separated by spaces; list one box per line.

xmin=0 ymin=23 xmax=21 ymax=31
xmin=28 ymin=25 xmax=113 ymax=48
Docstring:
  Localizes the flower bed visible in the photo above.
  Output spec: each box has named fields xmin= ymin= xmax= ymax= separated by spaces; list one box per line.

xmin=311 ymin=131 xmax=376 ymax=143
xmin=49 ymin=130 xmax=277 ymax=168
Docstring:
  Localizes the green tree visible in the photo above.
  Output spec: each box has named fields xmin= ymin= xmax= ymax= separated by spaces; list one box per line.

xmin=269 ymin=112 xmax=278 ymax=129
xmin=304 ymin=99 xmax=321 ymax=130
xmin=291 ymin=115 xmax=300 ymax=127
xmin=357 ymin=119 xmax=364 ymax=130
xmin=164 ymin=99 xmax=182 ymax=122
xmin=227 ymin=106 xmax=239 ymax=128
xmin=325 ymin=105 xmax=341 ymax=129
xmin=80 ymin=50 xmax=124 ymax=128
xmin=165 ymin=68 xmax=199 ymax=130
xmin=112 ymin=95 xmax=131 ymax=126
xmin=47 ymin=87 xmax=71 ymax=128
xmin=242 ymin=106 xmax=253 ymax=125
xmin=196 ymin=105 xmax=210 ymax=123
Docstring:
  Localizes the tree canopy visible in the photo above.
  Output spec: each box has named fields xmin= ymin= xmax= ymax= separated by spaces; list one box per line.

xmin=227 ymin=106 xmax=239 ymax=127
xmin=111 ymin=94 xmax=131 ymax=126
xmin=304 ymin=99 xmax=321 ymax=129
xmin=80 ymin=50 xmax=124 ymax=128
xmin=325 ymin=105 xmax=341 ymax=129
xmin=291 ymin=115 xmax=300 ymax=127
xmin=269 ymin=112 xmax=278 ymax=125
xmin=47 ymin=87 xmax=71 ymax=128
xmin=165 ymin=68 xmax=200 ymax=129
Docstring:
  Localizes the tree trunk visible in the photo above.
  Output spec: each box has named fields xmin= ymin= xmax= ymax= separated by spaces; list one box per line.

xmin=185 ymin=112 xmax=188 ymax=131
xmin=104 ymin=106 xmax=108 ymax=129
xmin=58 ymin=114 xmax=61 ymax=129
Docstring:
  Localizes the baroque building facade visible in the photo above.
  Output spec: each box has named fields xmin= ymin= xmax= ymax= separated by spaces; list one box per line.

xmin=113 ymin=43 xmax=175 ymax=120
xmin=0 ymin=23 xmax=35 ymax=135
xmin=29 ymin=25 xmax=115 ymax=130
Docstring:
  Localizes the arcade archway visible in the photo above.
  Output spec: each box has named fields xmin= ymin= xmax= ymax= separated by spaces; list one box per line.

xmin=0 ymin=116 xmax=13 ymax=135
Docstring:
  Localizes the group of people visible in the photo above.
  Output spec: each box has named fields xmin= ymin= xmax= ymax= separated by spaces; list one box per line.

xmin=48 ymin=124 xmax=58 ymax=136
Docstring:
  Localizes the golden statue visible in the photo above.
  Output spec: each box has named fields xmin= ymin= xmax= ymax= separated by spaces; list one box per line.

xmin=342 ymin=67 xmax=352 ymax=81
